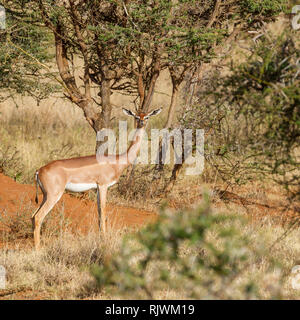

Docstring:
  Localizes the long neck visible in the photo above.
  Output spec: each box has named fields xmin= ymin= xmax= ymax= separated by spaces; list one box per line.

xmin=117 ymin=127 xmax=144 ymax=168
xmin=96 ymin=127 xmax=145 ymax=169
xmin=126 ymin=127 xmax=145 ymax=164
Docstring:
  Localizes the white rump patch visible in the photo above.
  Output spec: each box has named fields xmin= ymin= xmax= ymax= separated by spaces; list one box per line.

xmin=65 ymin=183 xmax=97 ymax=192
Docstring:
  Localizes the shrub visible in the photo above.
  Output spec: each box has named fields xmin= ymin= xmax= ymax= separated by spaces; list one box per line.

xmin=181 ymin=31 xmax=300 ymax=200
xmin=92 ymin=195 xmax=290 ymax=299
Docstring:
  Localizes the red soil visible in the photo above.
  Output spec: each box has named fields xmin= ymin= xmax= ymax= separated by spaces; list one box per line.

xmin=0 ymin=171 xmax=298 ymax=249
xmin=0 ymin=173 xmax=157 ymax=242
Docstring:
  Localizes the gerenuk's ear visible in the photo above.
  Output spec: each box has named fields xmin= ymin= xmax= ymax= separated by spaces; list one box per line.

xmin=145 ymin=108 xmax=162 ymax=119
xmin=122 ymin=108 xmax=137 ymax=118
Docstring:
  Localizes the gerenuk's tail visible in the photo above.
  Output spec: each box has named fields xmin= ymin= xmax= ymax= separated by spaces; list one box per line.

xmin=35 ymin=171 xmax=39 ymax=204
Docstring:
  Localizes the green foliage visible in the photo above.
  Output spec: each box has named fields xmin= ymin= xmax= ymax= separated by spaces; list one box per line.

xmin=241 ymin=0 xmax=286 ymax=16
xmin=86 ymin=0 xmax=221 ymax=96
xmin=1 ymin=0 xmax=286 ymax=111
xmin=182 ymin=31 xmax=299 ymax=199
xmin=0 ymin=1 xmax=59 ymax=102
xmin=92 ymin=196 xmax=285 ymax=299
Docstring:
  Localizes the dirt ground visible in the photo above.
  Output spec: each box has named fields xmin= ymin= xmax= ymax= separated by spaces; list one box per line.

xmin=0 ymin=172 xmax=299 ymax=300
xmin=1 ymin=170 xmax=299 ymax=238
xmin=0 ymin=172 xmax=298 ymax=244
xmin=0 ymin=172 xmax=157 ymax=248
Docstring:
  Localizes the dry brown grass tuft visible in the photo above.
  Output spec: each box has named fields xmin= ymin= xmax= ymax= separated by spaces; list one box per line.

xmin=0 ymin=228 xmax=125 ymax=299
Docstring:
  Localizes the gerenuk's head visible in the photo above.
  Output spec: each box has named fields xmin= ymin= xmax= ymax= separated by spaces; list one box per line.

xmin=122 ymin=108 xmax=162 ymax=129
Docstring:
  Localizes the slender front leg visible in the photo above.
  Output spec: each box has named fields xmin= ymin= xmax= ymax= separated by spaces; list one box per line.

xmin=96 ymin=184 xmax=101 ymax=233
xmin=99 ymin=186 xmax=108 ymax=234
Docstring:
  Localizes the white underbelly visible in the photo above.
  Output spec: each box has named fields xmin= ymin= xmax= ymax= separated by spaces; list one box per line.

xmin=65 ymin=181 xmax=117 ymax=192
xmin=107 ymin=181 xmax=117 ymax=188
xmin=65 ymin=183 xmax=97 ymax=192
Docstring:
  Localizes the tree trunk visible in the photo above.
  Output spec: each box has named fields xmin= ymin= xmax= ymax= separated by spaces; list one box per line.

xmin=164 ymin=85 xmax=179 ymax=129
xmin=151 ymin=84 xmax=179 ymax=191
xmin=94 ymin=78 xmax=112 ymax=152
xmin=139 ymin=59 xmax=160 ymax=113
xmin=156 ymin=84 xmax=179 ymax=170
xmin=95 ymin=78 xmax=112 ymax=131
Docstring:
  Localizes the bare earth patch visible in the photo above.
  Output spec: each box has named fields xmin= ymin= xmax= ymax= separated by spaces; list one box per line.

xmin=0 ymin=172 xmax=157 ymax=246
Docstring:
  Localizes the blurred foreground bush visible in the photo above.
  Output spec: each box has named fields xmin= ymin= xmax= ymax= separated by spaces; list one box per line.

xmin=92 ymin=196 xmax=289 ymax=299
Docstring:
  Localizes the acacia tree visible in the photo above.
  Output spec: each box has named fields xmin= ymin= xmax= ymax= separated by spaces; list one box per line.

xmin=0 ymin=2 xmax=57 ymax=104
xmin=2 ymin=1 xmax=287 ymax=128
xmin=1 ymin=0 xmax=287 ymax=140
xmin=81 ymin=0 xmax=222 ymax=126
xmin=2 ymin=0 xmax=204 ymax=133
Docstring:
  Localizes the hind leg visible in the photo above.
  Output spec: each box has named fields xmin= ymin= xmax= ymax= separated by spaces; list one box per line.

xmin=32 ymin=193 xmax=47 ymax=232
xmin=32 ymin=171 xmax=66 ymax=249
xmin=33 ymin=192 xmax=63 ymax=250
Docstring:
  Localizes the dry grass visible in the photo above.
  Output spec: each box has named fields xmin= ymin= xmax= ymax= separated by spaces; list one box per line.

xmin=0 ymin=95 xmax=299 ymax=300
xmin=0 ymin=228 xmax=126 ymax=299
xmin=0 ymin=106 xmax=95 ymax=184
xmin=0 ymin=203 xmax=298 ymax=300
xmin=0 ymin=199 xmax=74 ymax=244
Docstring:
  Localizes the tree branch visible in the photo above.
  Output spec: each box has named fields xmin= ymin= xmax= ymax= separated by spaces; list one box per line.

xmin=207 ymin=0 xmax=222 ymax=28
